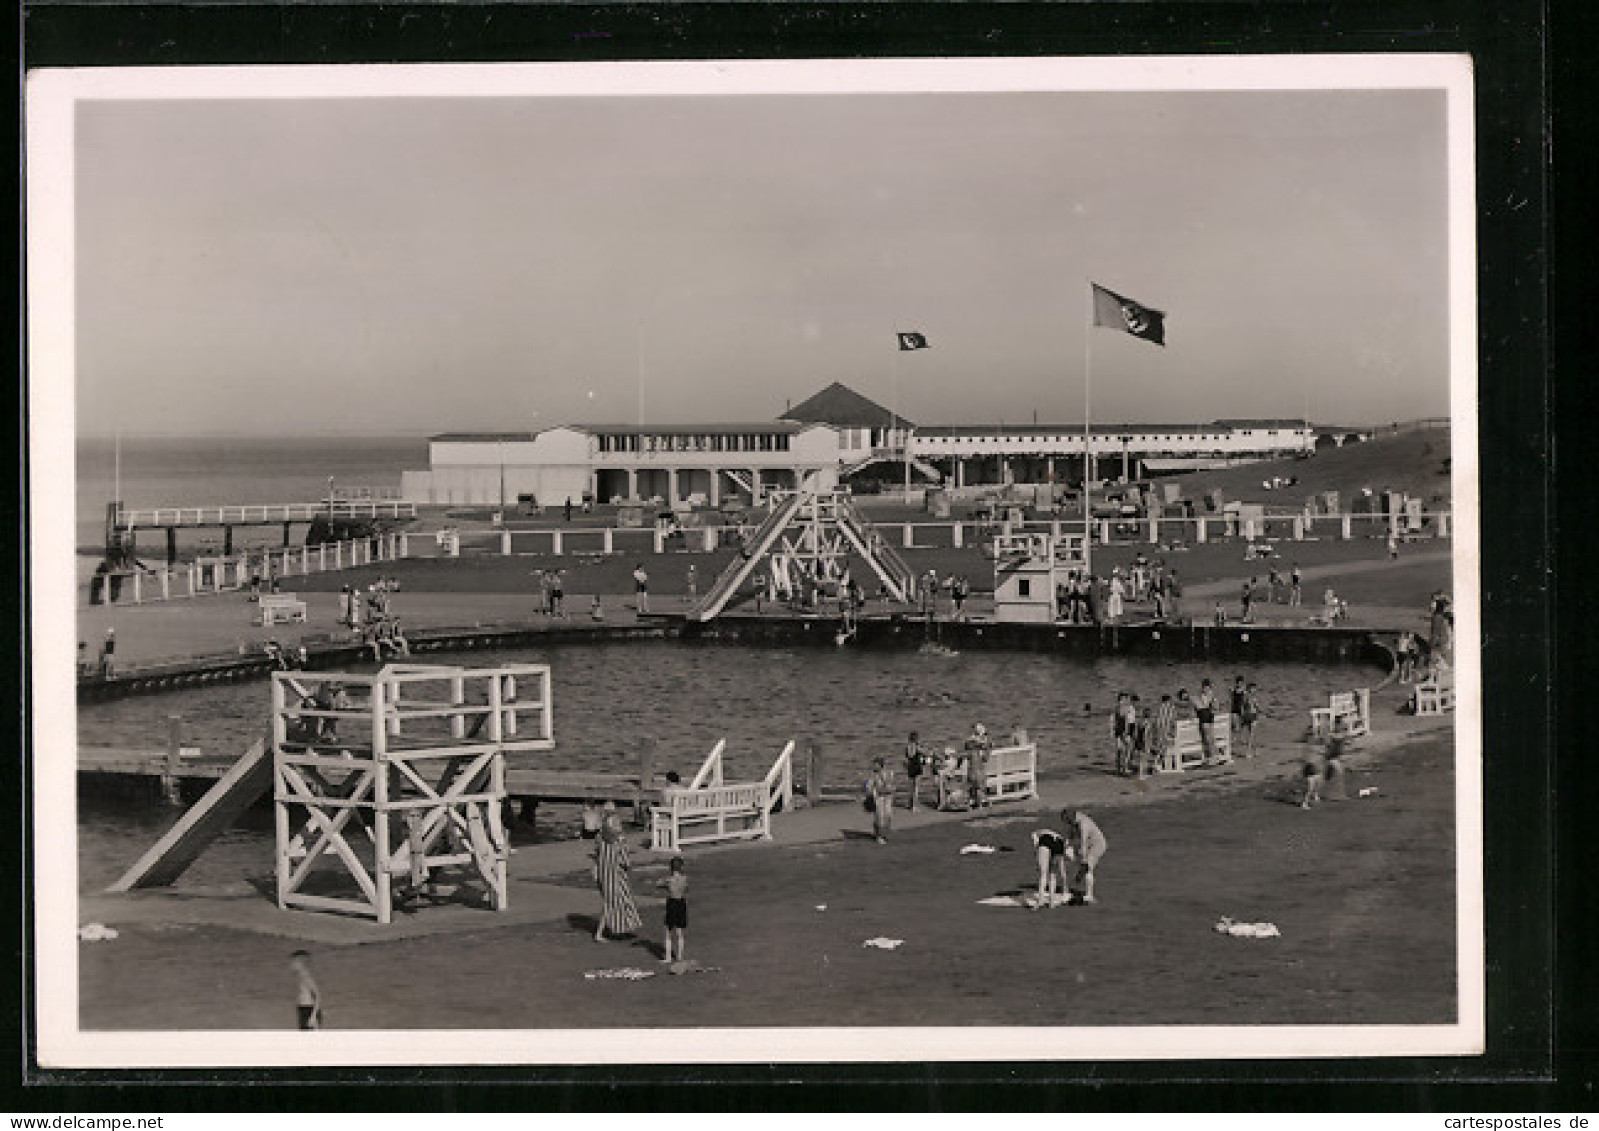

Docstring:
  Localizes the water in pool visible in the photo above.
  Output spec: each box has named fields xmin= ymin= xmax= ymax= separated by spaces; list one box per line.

xmin=76 ymin=640 xmax=1370 ymax=891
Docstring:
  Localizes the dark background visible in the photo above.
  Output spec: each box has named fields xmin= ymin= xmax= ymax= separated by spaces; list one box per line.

xmin=16 ymin=0 xmax=1573 ymax=1112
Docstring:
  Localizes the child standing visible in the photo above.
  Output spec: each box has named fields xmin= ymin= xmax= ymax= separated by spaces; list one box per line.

xmin=658 ymin=855 xmax=689 ymax=964
xmin=290 ymin=949 xmax=322 ymax=1030
xmin=1300 ymin=749 xmax=1325 ymax=809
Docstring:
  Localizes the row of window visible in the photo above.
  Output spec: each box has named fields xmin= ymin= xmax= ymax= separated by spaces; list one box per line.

xmin=594 ymin=433 xmax=793 ymax=454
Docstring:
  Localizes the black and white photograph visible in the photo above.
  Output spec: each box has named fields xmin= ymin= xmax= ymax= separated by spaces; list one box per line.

xmin=27 ymin=55 xmax=1481 ymax=1068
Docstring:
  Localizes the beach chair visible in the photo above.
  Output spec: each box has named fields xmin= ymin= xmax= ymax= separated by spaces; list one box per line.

xmin=257 ymin=595 xmax=307 ymax=627
xmin=1414 ymin=670 xmax=1455 ymax=716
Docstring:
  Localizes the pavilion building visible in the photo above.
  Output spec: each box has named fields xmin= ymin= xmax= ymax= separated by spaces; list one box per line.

xmin=400 ymin=382 xmax=1319 ymax=506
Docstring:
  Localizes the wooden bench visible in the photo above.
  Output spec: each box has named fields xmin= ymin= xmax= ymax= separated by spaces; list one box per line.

xmin=650 ymin=781 xmax=769 ymax=852
xmin=1414 ymin=670 xmax=1455 ymax=715
xmin=256 ymin=595 xmax=307 ymax=626
xmin=1310 ymin=689 xmax=1371 ymax=740
xmin=1157 ymin=718 xmax=1232 ymax=773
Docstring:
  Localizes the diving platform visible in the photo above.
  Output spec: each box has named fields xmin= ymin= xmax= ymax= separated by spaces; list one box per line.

xmin=689 ymin=485 xmax=919 ymax=622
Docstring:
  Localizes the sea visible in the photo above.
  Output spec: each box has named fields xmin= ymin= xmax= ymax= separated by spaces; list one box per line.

xmin=73 ymin=433 xmax=429 ymax=557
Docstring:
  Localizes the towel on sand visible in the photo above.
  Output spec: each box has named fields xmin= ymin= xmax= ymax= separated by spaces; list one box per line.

xmin=1213 ymin=917 xmax=1281 ymax=939
xmin=975 ymin=895 xmax=1030 ymax=908
xmin=78 ymin=923 xmax=118 ymax=942
xmin=862 ymin=937 xmax=904 ymax=950
xmin=584 ymin=967 xmax=657 ymax=980
xmin=960 ymin=844 xmax=999 ymax=855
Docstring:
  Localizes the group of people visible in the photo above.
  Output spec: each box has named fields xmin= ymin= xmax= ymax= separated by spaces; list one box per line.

xmin=1225 ymin=565 xmax=1305 ymax=624
xmin=917 ymin=571 xmax=973 ymax=620
xmin=1030 ymin=809 xmax=1108 ymax=909
xmin=533 ymin=569 xmax=568 ymax=617
xmin=584 ymin=800 xmax=689 ymax=965
xmin=1109 ymin=675 xmax=1262 ymax=778
xmin=865 ymin=722 xmax=1011 ymax=843
xmin=1055 ymin=559 xmax=1184 ymax=625
xmin=337 ymin=577 xmax=399 ymax=630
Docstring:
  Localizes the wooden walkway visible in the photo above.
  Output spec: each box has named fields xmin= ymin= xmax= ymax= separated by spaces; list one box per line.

xmin=79 ymin=744 xmax=666 ymax=809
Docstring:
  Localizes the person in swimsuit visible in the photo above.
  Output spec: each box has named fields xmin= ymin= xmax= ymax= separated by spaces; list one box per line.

xmin=658 ymin=855 xmax=689 ymax=964
xmin=904 ymin=731 xmax=929 ymax=812
xmin=1030 ymin=826 xmax=1068 ymax=910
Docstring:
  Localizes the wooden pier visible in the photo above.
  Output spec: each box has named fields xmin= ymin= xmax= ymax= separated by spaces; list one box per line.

xmin=80 ymin=745 xmax=669 ymax=820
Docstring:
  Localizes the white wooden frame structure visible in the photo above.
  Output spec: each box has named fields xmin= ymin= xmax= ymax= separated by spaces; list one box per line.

xmin=649 ymin=739 xmax=795 ymax=852
xmin=1413 ymin=669 xmax=1456 ymax=715
xmin=1310 ymin=688 xmax=1372 ymax=741
xmin=270 ymin=663 xmax=554 ymax=924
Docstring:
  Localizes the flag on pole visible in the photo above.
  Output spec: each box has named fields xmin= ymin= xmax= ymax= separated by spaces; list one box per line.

xmin=897 ymin=332 xmax=930 ymax=351
xmin=1091 ymin=284 xmax=1166 ymax=346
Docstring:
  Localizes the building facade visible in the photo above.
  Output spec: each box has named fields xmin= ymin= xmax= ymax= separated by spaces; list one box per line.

xmin=401 ymin=423 xmax=840 ymax=507
xmin=401 ymin=384 xmax=1320 ymax=506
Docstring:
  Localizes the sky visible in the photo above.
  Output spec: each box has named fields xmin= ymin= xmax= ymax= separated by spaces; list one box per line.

xmin=69 ymin=79 xmax=1456 ymax=436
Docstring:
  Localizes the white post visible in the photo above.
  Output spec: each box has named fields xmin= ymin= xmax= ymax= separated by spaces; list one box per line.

xmin=1293 ymin=516 xmax=1305 ymax=541
xmin=1149 ymin=514 xmax=1159 ymax=543
xmin=1099 ymin=519 xmax=1111 ymax=544
xmin=552 ymin=530 xmax=563 ymax=556
xmin=603 ymin=529 xmax=614 ymax=554
xmin=187 ymin=567 xmax=197 ymax=598
xmin=1439 ymin=512 xmax=1450 ymax=538
xmin=653 ymin=528 xmax=665 ymax=553
xmin=703 ymin=527 xmax=716 ymax=552
xmin=1341 ymin=514 xmax=1353 ymax=540
xmin=501 ymin=530 xmax=512 ymax=556
xmin=131 ymin=571 xmax=142 ymax=604
xmin=952 ymin=523 xmax=963 ymax=549
xmin=372 ymin=680 xmax=392 ymax=925
xmin=902 ymin=523 xmax=914 ymax=549
xmin=1244 ymin=518 xmax=1256 ymax=542
xmin=335 ymin=542 xmax=344 ymax=569
xmin=160 ymin=570 xmax=170 ymax=601
xmin=399 ymin=533 xmax=409 ymax=558
xmin=1196 ymin=517 xmax=1207 ymax=544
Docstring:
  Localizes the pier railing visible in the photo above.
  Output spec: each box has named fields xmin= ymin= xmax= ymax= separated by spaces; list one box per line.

xmin=116 ymin=501 xmax=416 ymax=529
xmin=84 ymin=532 xmax=415 ymax=608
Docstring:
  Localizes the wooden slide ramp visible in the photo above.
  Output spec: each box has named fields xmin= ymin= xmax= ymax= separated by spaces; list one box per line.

xmin=107 ymin=735 xmax=272 ymax=893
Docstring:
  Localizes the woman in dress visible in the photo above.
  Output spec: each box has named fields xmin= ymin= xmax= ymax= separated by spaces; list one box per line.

xmin=866 ymin=756 xmax=896 ymax=843
xmin=591 ymin=805 xmax=642 ymax=942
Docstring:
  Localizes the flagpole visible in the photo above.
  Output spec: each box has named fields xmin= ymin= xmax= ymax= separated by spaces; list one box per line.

xmin=1083 ymin=282 xmax=1093 ymax=579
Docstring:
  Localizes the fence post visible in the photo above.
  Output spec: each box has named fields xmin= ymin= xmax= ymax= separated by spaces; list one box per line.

xmin=501 ymin=530 xmax=512 ymax=556
xmin=603 ymin=529 xmax=614 ymax=554
xmin=163 ymin=715 xmax=184 ymax=806
xmin=131 ymin=571 xmax=142 ymax=604
xmin=952 ymin=522 xmax=963 ymax=549
xmin=552 ymin=530 xmax=563 ymax=556
xmin=399 ymin=533 xmax=409 ymax=558
xmin=653 ymin=528 xmax=664 ymax=554
xmin=1341 ymin=514 xmax=1353 ymax=540
xmin=1293 ymin=516 xmax=1305 ymax=541
xmin=1149 ymin=515 xmax=1159 ymax=543
xmin=160 ymin=570 xmax=170 ymax=601
xmin=902 ymin=523 xmax=914 ymax=549
xmin=1196 ymin=516 xmax=1207 ymax=543
xmin=1439 ymin=512 xmax=1450 ymax=538
xmin=1099 ymin=519 xmax=1111 ymax=544
xmin=703 ymin=527 xmax=716 ymax=552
